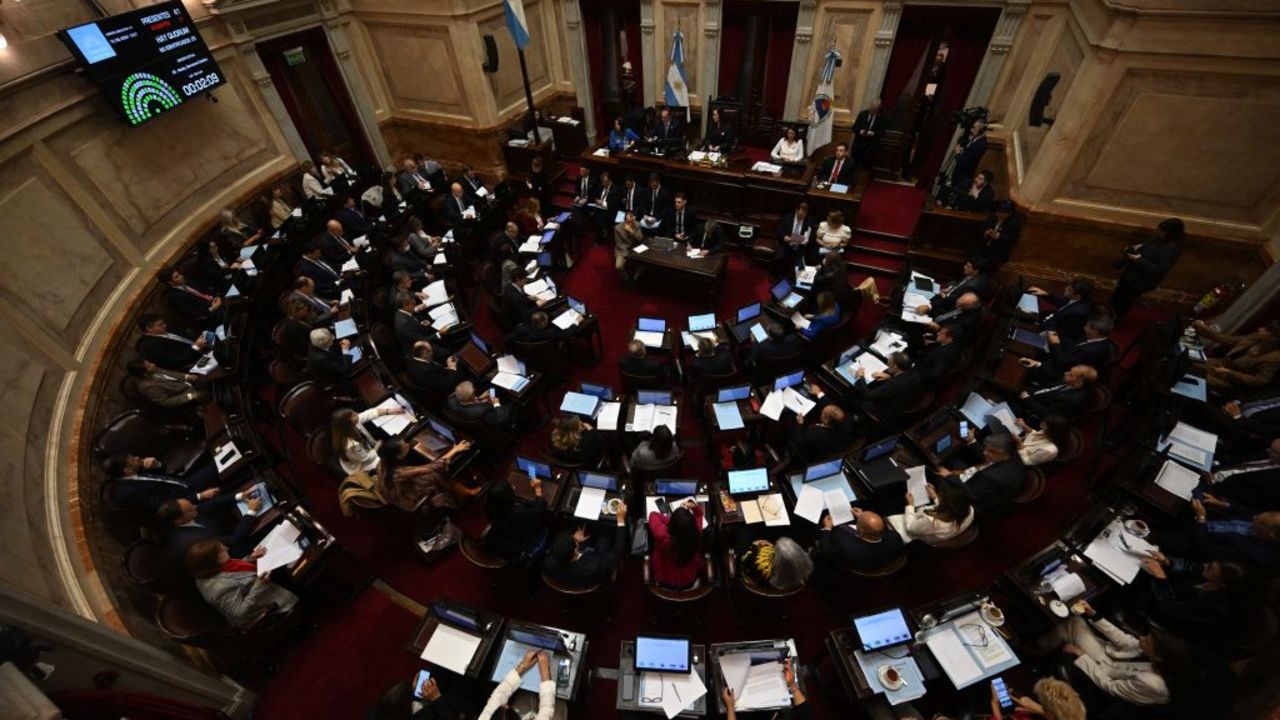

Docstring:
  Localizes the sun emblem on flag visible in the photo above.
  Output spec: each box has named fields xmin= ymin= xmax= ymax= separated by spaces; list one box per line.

xmin=814 ymin=93 xmax=833 ymax=121
xmin=673 ymin=79 xmax=685 ymax=92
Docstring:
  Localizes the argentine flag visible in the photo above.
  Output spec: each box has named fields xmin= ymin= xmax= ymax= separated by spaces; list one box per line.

xmin=665 ymin=30 xmax=690 ymax=120
xmin=503 ymin=0 xmax=530 ymax=50
xmin=808 ymin=48 xmax=841 ymax=156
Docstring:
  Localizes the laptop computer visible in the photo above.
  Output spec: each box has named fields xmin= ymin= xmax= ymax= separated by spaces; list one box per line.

xmin=774 ymin=370 xmax=805 ymax=391
xmin=417 ymin=416 xmax=456 ymax=456
xmin=804 ymin=458 xmax=844 ymax=482
xmin=731 ymin=302 xmax=763 ymax=341
xmin=432 ymin=600 xmax=484 ymax=632
xmin=717 ymin=385 xmax=751 ymax=403
xmin=771 ymin=279 xmax=803 ymax=309
xmin=1011 ymin=328 xmax=1050 ymax=353
xmin=687 ymin=313 xmax=717 ymax=333
xmin=727 ymin=467 xmax=770 ymax=496
xmin=507 ymin=625 xmax=568 ymax=655
xmin=637 ymin=389 xmax=672 ymax=405
xmin=637 ymin=317 xmax=666 ymax=333
xmin=635 ymin=635 xmax=692 ymax=674
xmin=515 ymin=455 xmax=552 ymax=480
xmin=858 ymin=435 xmax=909 ymax=489
xmin=579 ymin=471 xmax=620 ymax=492
xmin=567 ymin=297 xmax=587 ymax=315
xmin=852 ymin=608 xmax=913 ymax=652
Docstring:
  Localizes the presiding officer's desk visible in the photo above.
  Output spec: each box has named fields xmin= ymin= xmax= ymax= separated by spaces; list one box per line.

xmin=625 ymin=236 xmax=728 ymax=304
xmin=616 ymin=640 xmax=709 ymax=717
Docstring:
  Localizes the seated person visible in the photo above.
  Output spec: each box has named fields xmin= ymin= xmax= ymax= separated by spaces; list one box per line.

xmin=1138 ymin=553 xmax=1246 ymax=644
xmin=818 ymin=142 xmax=855 ymax=187
xmin=1013 ymin=414 xmax=1071 ymax=466
xmin=102 ymin=452 xmax=219 ymax=514
xmin=949 ymin=169 xmax=995 ymax=212
xmin=1017 ymin=365 xmax=1098 ymax=421
xmin=608 ymin=117 xmax=641 ymax=151
xmin=407 ymin=216 xmax=442 ymax=262
xmin=376 ymin=437 xmax=476 ymax=512
xmin=614 ymin=211 xmax=643 ymax=275
xmin=849 ymin=352 xmax=925 ymax=423
xmin=442 ymin=183 xmax=471 ymax=226
xmin=1029 ymin=278 xmax=1094 ymax=345
xmin=502 ymin=269 xmax=545 ymax=326
xmin=917 ymin=258 xmax=993 ymax=315
xmin=394 ymin=290 xmax=437 ymax=349
xmin=460 ymin=165 xmax=490 ymax=206
xmin=330 ymin=406 xmax=405 ymax=476
xmin=288 ymin=276 xmax=336 ymax=325
xmin=1023 ymin=315 xmax=1114 ymax=377
xmin=752 ymin=322 xmax=803 ymax=362
xmin=702 ymin=108 xmax=734 ymax=152
xmin=662 ymin=192 xmax=698 ymax=242
xmin=815 ymin=211 xmax=852 ymax=252
xmin=1190 ymin=319 xmax=1280 ymax=396
xmin=689 ymin=219 xmax=721 ymax=253
xmin=648 ymin=500 xmax=706 ymax=589
xmin=306 ymin=328 xmax=353 ymax=388
xmin=301 ymin=160 xmax=331 ymax=200
xmin=1162 ymin=499 xmax=1280 ymax=569
xmin=790 ymin=401 xmax=858 ymax=466
xmin=406 ymin=341 xmax=461 ymax=396
xmin=388 ymin=235 xmax=433 ymax=283
xmin=812 ymin=252 xmax=849 ymax=300
xmin=649 ymin=106 xmax=683 ymax=142
xmin=549 ymin=415 xmax=605 ymax=467
xmin=514 ymin=197 xmax=545 ymax=236
xmin=815 ymin=507 xmax=904 ymax=573
xmin=483 ymin=480 xmax=549 ymax=564
xmin=619 ymin=339 xmax=669 ymax=382
xmin=157 ymin=492 xmax=261 ymax=560
xmin=925 ymin=292 xmax=985 ymax=339
xmin=336 ymin=195 xmax=371 ymax=238
xmin=185 ymin=538 xmax=298 ymax=629
xmin=936 ymin=432 xmax=1025 ymax=521
xmin=218 ymin=207 xmax=262 ymax=250
xmin=913 ymin=323 xmax=965 ymax=385
xmin=630 ymin=424 xmax=681 ymax=470
xmin=638 ymin=173 xmax=670 ymax=224
xmin=278 ymin=301 xmax=316 ymax=361
xmin=135 ymin=314 xmax=208 ymax=372
xmin=989 ymin=678 xmax=1086 ymax=720
xmin=688 ymin=337 xmax=733 ymax=379
xmin=589 ymin=171 xmax=620 ymax=228
xmin=978 ymin=200 xmax=1020 ymax=268
xmin=1202 ymin=437 xmax=1280 ymax=510
xmin=543 ymin=503 xmax=629 ymax=587
xmin=506 ymin=310 xmax=573 ymax=345
xmin=1207 ymin=401 xmax=1280 ymax=459
xmin=770 ymin=126 xmax=805 ymax=163
xmin=799 ymin=291 xmax=841 ymax=340
xmin=476 ymin=650 xmax=557 ymax=720
xmin=1037 ymin=600 xmax=1184 ymax=708
xmin=445 ymin=381 xmax=512 ymax=428
xmin=738 ymin=536 xmax=813 ymax=591
xmin=315 ymin=219 xmax=357 ymax=268
xmin=891 ymin=478 xmax=975 ymax=544
xmin=269 ymin=183 xmax=294 ymax=230
xmin=293 ymin=242 xmax=343 ymax=300
xmin=398 ymin=158 xmax=432 ymax=196
xmin=160 ymin=266 xmax=223 ymax=331
xmin=125 ymin=358 xmax=207 ymax=411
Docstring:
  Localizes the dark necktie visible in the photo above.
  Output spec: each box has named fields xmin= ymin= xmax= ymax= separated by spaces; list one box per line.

xmin=677 ymin=211 xmax=684 ymax=235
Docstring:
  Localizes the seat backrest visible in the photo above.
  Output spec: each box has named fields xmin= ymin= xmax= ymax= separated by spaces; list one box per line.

xmin=277 ymin=382 xmax=335 ymax=436
xmin=754 ymin=351 xmax=806 ymax=383
xmin=305 ymin=428 xmax=336 ymax=470
xmin=154 ymin=594 xmax=229 ymax=642
xmin=620 ymin=368 xmax=669 ymax=394
xmin=93 ymin=410 xmax=177 ymax=460
xmin=506 ymin=339 xmax=558 ymax=374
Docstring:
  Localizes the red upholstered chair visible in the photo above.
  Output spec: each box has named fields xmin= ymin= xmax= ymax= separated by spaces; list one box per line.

xmin=1014 ymin=467 xmax=1047 ymax=504
xmin=277 ymin=381 xmax=335 ymax=437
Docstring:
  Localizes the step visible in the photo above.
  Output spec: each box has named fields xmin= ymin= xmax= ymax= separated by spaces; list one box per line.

xmin=852 ymin=233 xmax=908 ymax=258
xmin=846 ymin=250 xmax=904 ymax=277
xmin=852 ymin=226 xmax=912 ymax=242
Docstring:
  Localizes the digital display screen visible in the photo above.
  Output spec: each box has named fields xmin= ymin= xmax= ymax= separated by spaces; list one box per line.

xmin=687 ymin=313 xmax=716 ymax=332
xmin=579 ymin=383 xmax=613 ymax=400
xmin=509 ymin=627 xmax=565 ymax=653
xmin=656 ymin=480 xmax=698 ymax=495
xmin=771 ymin=279 xmax=792 ymax=300
xmin=853 ymin=608 xmax=912 ymax=651
xmin=580 ymin=472 xmax=618 ymax=491
xmin=635 ymin=635 xmax=692 ymax=673
xmin=774 ymin=371 xmax=804 ymax=390
xmin=717 ymin=385 xmax=751 ymax=403
xmin=638 ymin=317 xmax=666 ymax=332
xmin=60 ymin=1 xmax=226 ymax=126
xmin=736 ymin=303 xmax=761 ymax=323
xmin=728 ymin=468 xmax=769 ymax=495
xmin=470 ymin=332 xmax=490 ymax=354
xmin=515 ymin=455 xmax=552 ymax=480
xmin=805 ymin=459 xmax=844 ymax=481
xmin=428 ymin=418 xmax=455 ymax=442
xmin=638 ymin=390 xmax=672 ymax=405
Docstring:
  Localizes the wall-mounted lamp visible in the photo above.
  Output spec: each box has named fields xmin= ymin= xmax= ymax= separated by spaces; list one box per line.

xmin=0 ymin=0 xmax=9 ymax=52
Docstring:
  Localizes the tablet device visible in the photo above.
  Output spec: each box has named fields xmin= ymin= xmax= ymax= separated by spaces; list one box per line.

xmin=470 ymin=332 xmax=490 ymax=354
xmin=853 ymin=608 xmax=912 ymax=652
xmin=727 ymin=468 xmax=769 ymax=495
xmin=560 ymin=391 xmax=600 ymax=417
xmin=687 ymin=313 xmax=716 ymax=332
xmin=935 ymin=435 xmax=952 ymax=454
xmin=635 ymin=635 xmax=692 ymax=673
xmin=515 ymin=455 xmax=552 ymax=480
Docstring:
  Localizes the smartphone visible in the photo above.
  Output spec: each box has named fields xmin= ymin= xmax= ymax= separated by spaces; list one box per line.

xmin=413 ymin=669 xmax=432 ymax=700
xmin=992 ymin=677 xmax=1013 ymax=709
xmin=656 ymin=497 xmax=672 ymax=516
xmin=959 ymin=420 xmax=970 ymax=437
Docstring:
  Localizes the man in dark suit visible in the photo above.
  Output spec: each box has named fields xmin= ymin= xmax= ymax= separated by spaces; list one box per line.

xmin=1017 ymin=364 xmax=1098 ymax=420
xmin=293 ymin=242 xmax=343 ymax=300
xmin=790 ymin=402 xmax=859 ymax=466
xmin=940 ymin=432 xmax=1025 ymax=521
xmin=919 ymin=259 xmax=993 ymax=316
xmin=978 ymin=200 xmax=1020 ymax=268
xmin=103 ymin=453 xmax=220 ymax=514
xmin=490 ymin=221 xmax=522 ymax=261
xmin=336 ymin=195 xmax=372 ymax=238
xmin=1111 ymin=217 xmax=1185 ymax=320
xmin=445 ymin=381 xmax=512 ymax=427
xmin=306 ymin=328 xmax=353 ymax=388
xmin=398 ymin=158 xmax=432 ymax=196
xmin=590 ymin=170 xmax=620 ymax=233
xmin=506 ymin=311 xmax=574 ymax=345
xmin=1208 ymin=394 xmax=1280 ymax=451
xmin=388 ymin=235 xmax=432 ymax=283
xmin=688 ymin=337 xmax=733 ymax=379
xmin=287 ymin=276 xmax=336 ymax=325
xmin=1205 ymin=438 xmax=1280 ymax=511
xmin=662 ymin=192 xmax=698 ymax=242
xmin=619 ymin=340 xmax=669 ymax=382
xmin=818 ymin=143 xmax=855 ymax=187
xmin=618 ymin=175 xmax=642 ymax=216
xmin=689 ymin=219 xmax=721 ymax=253
xmin=777 ymin=202 xmax=816 ymax=268
xmin=126 ymin=358 xmax=206 ymax=410
xmin=1032 ymin=316 xmax=1114 ymax=376
xmin=442 ymin=183 xmax=471 ymax=226
xmin=316 ymin=219 xmax=358 ymax=267
xmin=638 ymin=173 xmax=671 ymax=224
xmin=849 ymin=352 xmax=926 ymax=424
xmin=393 ymin=290 xmax=436 ymax=349
xmin=950 ymin=117 xmax=988 ymax=188
xmin=950 ymin=170 xmax=996 ymax=213
xmin=460 ymin=166 xmax=489 ymax=206
xmin=158 ymin=492 xmax=260 ymax=560
xmin=650 ymin=107 xmax=683 ymax=141
xmin=925 ymin=292 xmax=985 ymax=340
xmin=543 ymin=504 xmax=628 ymax=587
xmin=406 ymin=341 xmax=461 ymax=396
xmin=160 ymin=267 xmax=223 ymax=331
xmin=1030 ymin=278 xmax=1094 ymax=345
xmin=752 ymin=322 xmax=804 ymax=363
xmin=570 ymin=165 xmax=594 ymax=209
xmin=526 ymin=155 xmax=551 ymax=208
xmin=914 ymin=324 xmax=965 ymax=385
xmin=815 ymin=507 xmax=903 ymax=573
xmin=502 ymin=269 xmax=544 ymax=326
xmin=135 ymin=314 xmax=207 ymax=371
xmin=850 ymin=99 xmax=884 ymax=169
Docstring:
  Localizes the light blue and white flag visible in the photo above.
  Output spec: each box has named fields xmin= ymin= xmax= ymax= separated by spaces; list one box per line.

xmin=503 ymin=0 xmax=530 ymax=50
xmin=664 ymin=29 xmax=690 ymax=120
xmin=809 ymin=48 xmax=842 ymax=156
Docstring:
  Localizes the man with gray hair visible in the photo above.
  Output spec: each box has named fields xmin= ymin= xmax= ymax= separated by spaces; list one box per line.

xmin=937 ymin=430 xmax=1026 ymax=521
xmin=306 ymin=327 xmax=352 ymax=389
xmin=926 ymin=291 xmax=984 ymax=339
xmin=445 ymin=380 xmax=511 ymax=428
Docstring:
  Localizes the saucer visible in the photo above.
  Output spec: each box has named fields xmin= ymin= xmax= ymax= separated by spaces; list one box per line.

xmin=877 ymin=665 xmax=904 ymax=690
xmin=1048 ymin=599 xmax=1070 ymax=618
xmin=980 ymin=604 xmax=1006 ymax=627
xmin=1124 ymin=519 xmax=1150 ymax=538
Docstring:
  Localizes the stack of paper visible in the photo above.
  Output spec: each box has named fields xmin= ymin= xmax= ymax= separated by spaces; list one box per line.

xmin=340 ymin=257 xmax=360 ymax=273
xmin=491 ymin=373 xmax=529 ymax=392
xmin=902 ymin=292 xmax=931 ymax=312
xmin=906 ymin=467 xmax=930 ymax=507
xmin=523 ymin=278 xmax=557 ymax=302
xmin=552 ymin=308 xmax=583 ymax=329
xmin=781 ymin=387 xmax=816 ymax=416
xmin=825 ymin=489 xmax=854 ymax=525
xmin=428 ymin=303 xmax=459 ymax=332
xmin=574 ymin=486 xmax=607 ymax=520
xmin=421 ymin=624 xmax=482 ymax=674
xmin=870 ymin=331 xmax=908 ymax=357
xmin=1158 ymin=422 xmax=1218 ymax=471
xmin=751 ymin=161 xmax=783 ymax=176
xmin=797 ymin=266 xmax=817 ymax=286
xmin=632 ymin=244 xmax=650 ymax=254
xmin=1154 ymin=459 xmax=1200 ymax=500
xmin=256 ymin=520 xmax=304 ymax=574
xmin=629 ymin=404 xmax=656 ymax=432
xmin=688 ymin=151 xmax=707 ymax=162
xmin=634 ymin=330 xmax=665 ymax=348
xmin=518 ymin=236 xmax=541 ymax=253
xmin=420 ymin=280 xmax=449 ymax=307
xmin=369 ymin=394 xmax=417 ymax=435
xmin=734 ymin=660 xmax=791 ymax=710
xmin=1083 ymin=520 xmax=1150 ymax=584
xmin=214 ymin=441 xmax=242 ymax=473
xmin=759 ymin=391 xmax=786 ymax=421
xmin=597 ymin=402 xmax=623 ymax=431
xmin=1046 ymin=566 xmax=1087 ymax=602
xmin=792 ymin=485 xmax=826 ymax=523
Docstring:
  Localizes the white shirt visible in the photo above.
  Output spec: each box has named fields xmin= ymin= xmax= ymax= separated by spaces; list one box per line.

xmin=898 ymin=505 xmax=975 ymax=543
xmin=815 ymin=221 xmax=851 ymax=249
xmin=338 ymin=408 xmax=383 ymax=475
xmin=302 ymin=172 xmax=332 ymax=199
xmin=771 ymin=137 xmax=805 ymax=162
xmin=478 ymin=669 xmax=556 ymax=720
xmin=1018 ymin=430 xmax=1059 ymax=466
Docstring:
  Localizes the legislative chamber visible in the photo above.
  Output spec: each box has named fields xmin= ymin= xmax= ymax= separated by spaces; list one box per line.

xmin=0 ymin=1 xmax=1277 ymax=719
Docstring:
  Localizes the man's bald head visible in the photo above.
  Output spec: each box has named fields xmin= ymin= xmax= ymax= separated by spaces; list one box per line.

xmin=956 ymin=292 xmax=981 ymax=310
xmin=858 ymin=510 xmax=885 ymax=540
xmin=326 ymin=219 xmax=343 ymax=235
xmin=451 ymin=182 xmax=463 ymax=196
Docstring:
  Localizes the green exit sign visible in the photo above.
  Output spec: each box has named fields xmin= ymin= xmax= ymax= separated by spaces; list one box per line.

xmin=284 ymin=47 xmax=306 ymax=66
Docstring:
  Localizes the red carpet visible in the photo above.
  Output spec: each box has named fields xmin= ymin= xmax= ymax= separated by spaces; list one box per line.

xmin=855 ymin=182 xmax=928 ymax=238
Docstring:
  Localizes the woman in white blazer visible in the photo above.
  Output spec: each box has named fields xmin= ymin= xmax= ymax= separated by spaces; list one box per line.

xmin=891 ymin=478 xmax=975 ymax=543
xmin=1015 ymin=415 xmax=1071 ymax=466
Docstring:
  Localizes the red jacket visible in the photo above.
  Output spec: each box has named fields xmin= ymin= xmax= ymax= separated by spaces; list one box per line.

xmin=648 ymin=505 xmax=705 ymax=588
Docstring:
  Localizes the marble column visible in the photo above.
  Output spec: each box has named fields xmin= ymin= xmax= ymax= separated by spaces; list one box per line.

xmin=640 ymin=0 xmax=657 ymax=107
xmin=1217 ymin=261 xmax=1280 ymax=333
xmin=222 ymin=17 xmax=312 ymax=163
xmin=783 ymin=0 xmax=817 ymax=119
xmin=861 ymin=2 xmax=902 ymax=107
xmin=700 ymin=0 xmax=723 ymax=132
xmin=323 ymin=16 xmax=393 ymax=167
xmin=563 ymin=0 xmax=597 ymax=138
xmin=964 ymin=0 xmax=1029 ymax=112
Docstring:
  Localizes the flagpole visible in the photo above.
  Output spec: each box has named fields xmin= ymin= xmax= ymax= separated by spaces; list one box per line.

xmin=517 ymin=47 xmax=537 ymax=135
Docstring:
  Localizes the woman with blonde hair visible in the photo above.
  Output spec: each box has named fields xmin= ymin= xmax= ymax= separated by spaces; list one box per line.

xmin=549 ymin=414 xmax=604 ymax=467
xmin=991 ymin=677 xmax=1086 ymax=720
xmin=331 ymin=406 xmax=405 ymax=476
xmin=515 ymin=196 xmax=545 ymax=235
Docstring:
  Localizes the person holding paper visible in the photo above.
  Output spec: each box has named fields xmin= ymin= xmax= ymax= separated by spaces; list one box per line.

xmin=477 ymin=649 xmax=557 ymax=720
xmin=649 ymin=500 xmax=705 ymax=589
xmin=737 ymin=537 xmax=813 ymax=592
xmin=502 ymin=269 xmax=545 ymax=326
xmin=543 ymin=502 xmax=628 ymax=587
xmin=1029 ymin=278 xmax=1094 ymax=345
xmin=398 ymin=158 xmax=432 ymax=196
xmin=630 ymin=425 xmax=681 ymax=471
xmin=443 ymin=183 xmax=471 ymax=227
xmin=924 ymin=292 xmax=984 ymax=338
xmin=608 ymin=117 xmax=641 ymax=151
xmin=591 ymin=170 xmax=621 ymax=231
xmin=722 ymin=658 xmax=812 ymax=720
xmin=159 ymin=266 xmax=224 ymax=331
xmin=1190 ymin=319 xmax=1280 ymax=395
xmin=316 ymin=219 xmax=357 ymax=268
xmin=483 ymin=480 xmax=551 ymax=565
xmin=185 ymin=538 xmax=298 ymax=628
xmin=814 ymin=507 xmax=904 ymax=574
xmin=849 ymin=352 xmax=926 ymax=425
xmin=936 ymin=432 xmax=1025 ymax=522
xmin=619 ymin=340 xmax=670 ymax=383
xmin=460 ymin=166 xmax=490 ymax=207
xmin=1013 ymin=415 xmax=1070 ymax=466
xmin=331 ymin=406 xmax=402 ymax=475
xmin=446 ymin=381 xmax=512 ymax=429
xmin=507 ymin=311 xmax=575 ymax=345
xmin=376 ymin=437 xmax=477 ymax=512
xmin=810 ymin=252 xmax=849 ymax=301
xmin=777 ymin=202 xmax=816 ymax=269
xmin=689 ymin=218 xmax=722 ymax=254
xmin=549 ymin=415 xmax=605 ymax=468
xmin=890 ymin=478 xmax=974 ymax=544
xmin=394 ymin=291 xmax=437 ymax=348
xmin=789 ymin=400 xmax=858 ymax=466
xmin=638 ymin=173 xmax=671 ymax=224
xmin=799 ymin=292 xmax=841 ymax=340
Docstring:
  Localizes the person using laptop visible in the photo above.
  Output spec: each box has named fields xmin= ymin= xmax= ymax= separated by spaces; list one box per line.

xmin=752 ymin=322 xmax=804 ymax=363
xmin=477 ymin=649 xmax=558 ymax=720
xmin=888 ymin=478 xmax=974 ymax=544
xmin=688 ymin=337 xmax=734 ymax=380
xmin=789 ymin=403 xmax=858 ymax=467
xmin=936 ymin=432 xmax=1025 ymax=521
xmin=376 ymin=437 xmax=477 ymax=512
xmin=507 ymin=310 xmax=576 ymax=345
xmin=648 ymin=499 xmax=705 ymax=589
xmin=543 ymin=502 xmax=628 ymax=587
xmin=330 ymin=406 xmax=406 ymax=476
xmin=549 ymin=415 xmax=605 ymax=468
xmin=630 ymin=425 xmax=681 ymax=471
xmin=814 ymin=507 xmax=904 ymax=574
xmin=483 ymin=480 xmax=550 ymax=565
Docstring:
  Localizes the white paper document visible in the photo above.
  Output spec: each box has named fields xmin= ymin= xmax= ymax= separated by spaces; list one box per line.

xmin=428 ymin=303 xmax=459 ymax=332
xmin=1048 ymin=568 xmax=1087 ymax=602
xmin=256 ymin=520 xmax=304 ymax=574
xmin=491 ymin=372 xmax=529 ymax=392
xmin=574 ymin=486 xmax=607 ymax=520
xmin=719 ymin=652 xmax=752 ymax=699
xmin=906 ymin=467 xmax=930 ymax=506
xmin=1083 ymin=521 xmax=1149 ymax=584
xmin=790 ymin=313 xmax=811 ymax=331
xmin=735 ymin=660 xmax=791 ymax=710
xmin=1154 ymin=459 xmax=1200 ymax=500
xmin=758 ymin=391 xmax=785 ymax=421
xmin=421 ymin=280 xmax=449 ymax=307
xmin=781 ymin=387 xmax=816 ymax=416
xmin=496 ymin=355 xmax=523 ymax=376
xmin=340 ymin=258 xmax=360 ymax=273
xmin=632 ymin=244 xmax=650 ymax=254
xmin=421 ymin=623 xmax=482 ymax=674
xmin=825 ymin=489 xmax=855 ymax=526
xmin=758 ymin=493 xmax=790 ymax=527
xmin=713 ymin=401 xmax=745 ymax=430
xmin=925 ymin=627 xmax=983 ymax=689
xmin=793 ymin=484 xmax=826 ymax=524
xmin=518 ymin=238 xmax=541 ymax=253
xmin=870 ymin=331 xmax=908 ymax=358
xmin=659 ymin=670 xmax=707 ymax=720
xmin=853 ymin=352 xmax=889 ymax=380
xmin=552 ymin=309 xmax=582 ymax=329
xmin=597 ymin=402 xmax=622 ymax=431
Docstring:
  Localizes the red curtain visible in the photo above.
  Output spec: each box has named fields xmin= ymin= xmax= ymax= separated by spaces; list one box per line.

xmin=623 ymin=18 xmax=642 ymax=115
xmin=718 ymin=18 xmax=746 ymax=99
xmin=879 ymin=16 xmax=932 ymax=110
xmin=583 ymin=11 xmax=606 ymax=138
xmin=762 ymin=16 xmax=795 ymax=119
xmin=917 ymin=8 xmax=1000 ymax=183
